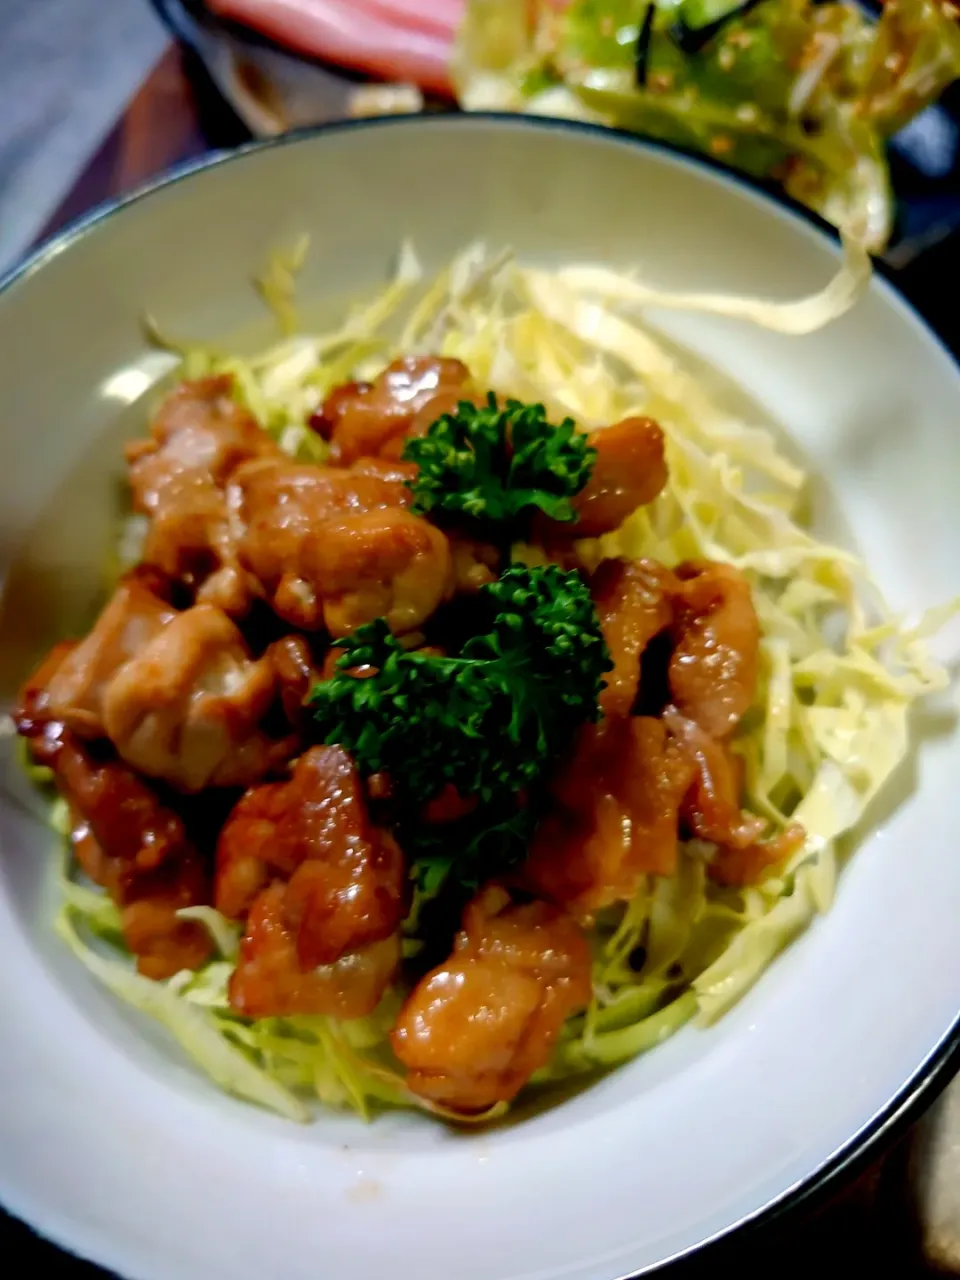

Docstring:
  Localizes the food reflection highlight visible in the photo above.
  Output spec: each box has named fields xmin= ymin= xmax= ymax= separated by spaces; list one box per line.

xmin=15 ymin=241 xmax=954 ymax=1123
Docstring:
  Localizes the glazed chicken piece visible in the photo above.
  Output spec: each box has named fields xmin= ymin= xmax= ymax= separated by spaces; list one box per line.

xmin=13 ymin=641 xmax=85 ymax=764
xmin=215 ymin=745 xmax=406 ymax=951
xmin=576 ymin=416 xmax=668 ymax=536
xmin=592 ymin=557 xmax=674 ymax=719
xmin=266 ymin=632 xmax=320 ymax=730
xmin=524 ymin=717 xmax=697 ymax=916
xmin=539 ymin=416 xmax=668 ymax=541
xmin=27 ymin=571 xmax=305 ymax=793
xmin=126 ymin=376 xmax=278 ymax=613
xmin=128 ymin=377 xmax=278 ymax=504
xmin=668 ymin=560 xmax=760 ymax=739
xmin=309 ymin=508 xmax=453 ymax=636
xmin=391 ymin=884 xmax=592 ymax=1112
xmin=349 ymin=455 xmax=419 ymax=492
xmin=664 ymin=709 xmax=806 ymax=886
xmin=221 ymin=745 xmax=406 ymax=1017
xmin=14 ymin=652 xmax=211 ymax=979
xmin=41 ymin=570 xmax=178 ymax=739
xmin=232 ymin=455 xmax=452 ymax=634
xmin=53 ymin=734 xmax=185 ymax=880
xmin=448 ymin=533 xmax=501 ymax=594
xmin=102 ymin=602 xmax=300 ymax=792
xmin=663 ymin=709 xmax=765 ymax=848
xmin=707 ymin=822 xmax=806 ymax=886
xmin=314 ymin=356 xmax=473 ymax=465
xmin=55 ymin=738 xmax=213 ymax=978
xmin=229 ymin=882 xmax=401 ymax=1020
xmin=233 ymin=451 xmax=413 ymax=527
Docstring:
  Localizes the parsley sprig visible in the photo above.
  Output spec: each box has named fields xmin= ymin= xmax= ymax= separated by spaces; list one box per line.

xmin=402 ymin=394 xmax=596 ymax=536
xmin=309 ymin=564 xmax=611 ymax=811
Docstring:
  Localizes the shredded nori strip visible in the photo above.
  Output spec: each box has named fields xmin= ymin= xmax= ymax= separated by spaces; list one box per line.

xmin=634 ymin=3 xmax=657 ymax=87
xmin=670 ymin=0 xmax=766 ymax=54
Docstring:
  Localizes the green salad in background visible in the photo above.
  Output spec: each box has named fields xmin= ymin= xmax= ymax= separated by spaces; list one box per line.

xmin=453 ymin=0 xmax=960 ymax=249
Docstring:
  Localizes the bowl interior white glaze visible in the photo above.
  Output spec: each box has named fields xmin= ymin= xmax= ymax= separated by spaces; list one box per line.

xmin=0 ymin=116 xmax=958 ymax=1280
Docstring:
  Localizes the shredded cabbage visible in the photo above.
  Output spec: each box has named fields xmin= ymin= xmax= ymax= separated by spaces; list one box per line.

xmin=253 ymin=233 xmax=310 ymax=338
xmin=58 ymin=862 xmax=502 ymax=1124
xmin=175 ymin=906 xmax=241 ymax=961
xmin=552 ymin=236 xmax=871 ymax=335
xmin=57 ymin=906 xmax=310 ymax=1122
xmin=51 ymin=239 xmax=955 ymax=1119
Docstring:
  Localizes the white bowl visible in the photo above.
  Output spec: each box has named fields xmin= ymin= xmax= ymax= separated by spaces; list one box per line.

xmin=0 ymin=115 xmax=958 ymax=1280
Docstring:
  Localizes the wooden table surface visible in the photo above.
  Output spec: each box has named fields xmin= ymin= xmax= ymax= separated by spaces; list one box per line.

xmin=10 ymin=36 xmax=960 ymax=1280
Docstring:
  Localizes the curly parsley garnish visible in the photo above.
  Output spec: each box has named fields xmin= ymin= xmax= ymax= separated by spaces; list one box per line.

xmin=309 ymin=564 xmax=611 ymax=810
xmin=402 ymin=393 xmax=596 ymax=536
